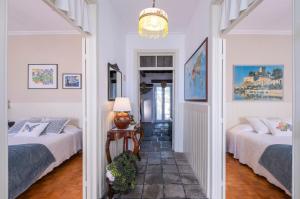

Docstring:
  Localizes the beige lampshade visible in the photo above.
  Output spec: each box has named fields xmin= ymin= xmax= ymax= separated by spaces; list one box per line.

xmin=113 ymin=97 xmax=132 ymax=112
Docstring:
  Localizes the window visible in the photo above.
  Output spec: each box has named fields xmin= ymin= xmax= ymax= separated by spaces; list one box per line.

xmin=157 ymin=56 xmax=173 ymax=67
xmin=155 ymin=86 xmax=172 ymax=121
xmin=139 ymin=55 xmax=173 ymax=68
xmin=140 ymin=56 xmax=156 ymax=67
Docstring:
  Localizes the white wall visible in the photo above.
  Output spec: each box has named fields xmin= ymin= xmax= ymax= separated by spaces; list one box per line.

xmin=98 ymin=0 xmax=126 ymax=196
xmin=7 ymin=35 xmax=83 ymax=126
xmin=125 ymin=33 xmax=185 ymax=152
xmin=183 ymin=0 xmax=211 ymax=197
xmin=225 ymin=35 xmax=293 ymax=128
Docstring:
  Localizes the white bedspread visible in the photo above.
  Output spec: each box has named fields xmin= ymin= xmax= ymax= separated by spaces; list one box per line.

xmin=227 ymin=129 xmax=292 ymax=195
xmin=8 ymin=126 xmax=82 ymax=179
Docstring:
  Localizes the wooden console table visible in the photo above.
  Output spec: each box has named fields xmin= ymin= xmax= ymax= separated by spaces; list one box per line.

xmin=105 ymin=123 xmax=144 ymax=163
xmin=106 ymin=123 xmax=144 ymax=199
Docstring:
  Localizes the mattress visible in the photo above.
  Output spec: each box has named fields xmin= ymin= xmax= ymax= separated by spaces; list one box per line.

xmin=8 ymin=125 xmax=82 ymax=180
xmin=227 ymin=128 xmax=292 ymax=195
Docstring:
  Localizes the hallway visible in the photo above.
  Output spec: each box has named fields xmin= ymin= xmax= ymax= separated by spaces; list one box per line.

xmin=115 ymin=122 xmax=207 ymax=199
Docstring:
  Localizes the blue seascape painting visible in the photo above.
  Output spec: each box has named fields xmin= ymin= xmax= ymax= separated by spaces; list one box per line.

xmin=184 ymin=39 xmax=208 ymax=101
xmin=233 ymin=65 xmax=284 ymax=101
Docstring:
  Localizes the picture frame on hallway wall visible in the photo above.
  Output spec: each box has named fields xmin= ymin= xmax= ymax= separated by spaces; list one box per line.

xmin=62 ymin=73 xmax=82 ymax=89
xmin=28 ymin=64 xmax=58 ymax=89
xmin=184 ymin=37 xmax=208 ymax=102
xmin=233 ymin=65 xmax=284 ymax=101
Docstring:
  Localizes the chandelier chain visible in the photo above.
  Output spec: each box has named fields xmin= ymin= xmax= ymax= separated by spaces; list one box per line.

xmin=152 ymin=0 xmax=155 ymax=8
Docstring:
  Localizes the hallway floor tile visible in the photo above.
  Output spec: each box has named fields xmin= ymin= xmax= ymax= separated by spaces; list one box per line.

xmin=115 ymin=122 xmax=207 ymax=199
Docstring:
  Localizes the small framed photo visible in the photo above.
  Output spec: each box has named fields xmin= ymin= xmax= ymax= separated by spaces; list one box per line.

xmin=28 ymin=64 xmax=58 ymax=89
xmin=62 ymin=73 xmax=82 ymax=89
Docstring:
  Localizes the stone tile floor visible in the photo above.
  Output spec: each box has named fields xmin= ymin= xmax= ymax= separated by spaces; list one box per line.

xmin=113 ymin=123 xmax=207 ymax=199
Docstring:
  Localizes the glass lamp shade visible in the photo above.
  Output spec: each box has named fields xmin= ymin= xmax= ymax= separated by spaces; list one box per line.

xmin=138 ymin=7 xmax=168 ymax=39
xmin=113 ymin=97 xmax=132 ymax=112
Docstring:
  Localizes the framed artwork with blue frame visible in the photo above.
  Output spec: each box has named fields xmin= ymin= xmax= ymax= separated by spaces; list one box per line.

xmin=62 ymin=73 xmax=82 ymax=89
xmin=184 ymin=38 xmax=208 ymax=102
xmin=233 ymin=65 xmax=284 ymax=101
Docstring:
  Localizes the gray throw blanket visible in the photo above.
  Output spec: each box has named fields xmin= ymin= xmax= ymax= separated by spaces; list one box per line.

xmin=258 ymin=144 xmax=292 ymax=192
xmin=9 ymin=144 xmax=56 ymax=199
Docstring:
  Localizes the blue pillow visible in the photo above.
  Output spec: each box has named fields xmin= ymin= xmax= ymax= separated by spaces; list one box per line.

xmin=42 ymin=118 xmax=70 ymax=134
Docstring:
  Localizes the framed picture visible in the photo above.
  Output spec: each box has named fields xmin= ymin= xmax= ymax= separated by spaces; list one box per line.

xmin=184 ymin=38 xmax=208 ymax=101
xmin=62 ymin=73 xmax=82 ymax=89
xmin=233 ymin=65 xmax=284 ymax=101
xmin=28 ymin=64 xmax=58 ymax=89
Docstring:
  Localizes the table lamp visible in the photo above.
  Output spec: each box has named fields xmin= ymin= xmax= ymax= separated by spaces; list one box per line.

xmin=113 ymin=97 xmax=132 ymax=129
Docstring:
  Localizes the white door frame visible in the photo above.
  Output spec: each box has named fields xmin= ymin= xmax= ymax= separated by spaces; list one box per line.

xmin=136 ymin=50 xmax=177 ymax=150
xmin=210 ymin=3 xmax=225 ymax=199
xmin=84 ymin=4 xmax=99 ymax=199
xmin=293 ymin=0 xmax=300 ymax=197
xmin=211 ymin=0 xmax=299 ymax=199
xmin=0 ymin=0 xmax=8 ymax=199
xmin=0 ymin=2 xmax=99 ymax=199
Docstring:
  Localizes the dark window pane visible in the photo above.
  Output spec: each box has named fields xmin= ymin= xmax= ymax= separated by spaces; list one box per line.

xmin=157 ymin=56 xmax=173 ymax=67
xmin=140 ymin=56 xmax=156 ymax=67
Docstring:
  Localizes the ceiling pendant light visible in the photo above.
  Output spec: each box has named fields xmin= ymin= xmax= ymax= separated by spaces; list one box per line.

xmin=138 ymin=0 xmax=168 ymax=39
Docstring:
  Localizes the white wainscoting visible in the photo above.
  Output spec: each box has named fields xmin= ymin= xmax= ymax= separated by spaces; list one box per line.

xmin=8 ymin=102 xmax=83 ymax=127
xmin=183 ymin=103 xmax=209 ymax=196
xmin=99 ymin=103 xmax=124 ymax=196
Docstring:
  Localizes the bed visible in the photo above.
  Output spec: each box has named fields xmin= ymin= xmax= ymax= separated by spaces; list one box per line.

xmin=227 ymin=125 xmax=292 ymax=195
xmin=8 ymin=125 xmax=82 ymax=199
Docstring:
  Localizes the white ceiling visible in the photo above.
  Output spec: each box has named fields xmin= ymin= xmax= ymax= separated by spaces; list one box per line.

xmin=231 ymin=0 xmax=293 ymax=34
xmin=8 ymin=0 xmax=292 ymax=35
xmin=110 ymin=0 xmax=201 ymax=33
xmin=8 ymin=0 xmax=76 ymax=33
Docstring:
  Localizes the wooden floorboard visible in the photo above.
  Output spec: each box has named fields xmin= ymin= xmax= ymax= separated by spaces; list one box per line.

xmin=18 ymin=153 xmax=82 ymax=199
xmin=226 ymin=153 xmax=291 ymax=199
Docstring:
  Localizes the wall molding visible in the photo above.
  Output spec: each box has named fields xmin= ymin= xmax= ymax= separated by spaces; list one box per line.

xmin=8 ymin=30 xmax=80 ymax=36
xmin=8 ymin=102 xmax=83 ymax=127
xmin=229 ymin=29 xmax=292 ymax=35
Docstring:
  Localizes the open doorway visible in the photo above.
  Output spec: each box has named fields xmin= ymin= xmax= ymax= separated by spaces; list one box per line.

xmin=139 ymin=70 xmax=173 ymax=152
xmin=7 ymin=1 xmax=85 ymax=198
xmin=222 ymin=0 xmax=293 ymax=198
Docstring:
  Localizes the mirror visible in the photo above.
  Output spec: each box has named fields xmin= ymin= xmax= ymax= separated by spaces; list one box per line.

xmin=108 ymin=63 xmax=122 ymax=101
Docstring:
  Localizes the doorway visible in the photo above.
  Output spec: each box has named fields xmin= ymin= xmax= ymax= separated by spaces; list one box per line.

xmin=5 ymin=1 xmax=87 ymax=199
xmin=140 ymin=70 xmax=173 ymax=151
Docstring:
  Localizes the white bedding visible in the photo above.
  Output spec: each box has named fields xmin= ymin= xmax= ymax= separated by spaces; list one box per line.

xmin=227 ymin=128 xmax=292 ymax=195
xmin=8 ymin=126 xmax=82 ymax=180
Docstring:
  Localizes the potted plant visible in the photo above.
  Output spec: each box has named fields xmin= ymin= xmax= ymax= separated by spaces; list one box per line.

xmin=106 ymin=151 xmax=137 ymax=193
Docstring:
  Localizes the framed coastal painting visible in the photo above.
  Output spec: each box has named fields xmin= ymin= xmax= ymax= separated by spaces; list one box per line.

xmin=233 ymin=65 xmax=284 ymax=101
xmin=28 ymin=64 xmax=58 ymax=89
xmin=184 ymin=38 xmax=208 ymax=101
xmin=62 ymin=73 xmax=82 ymax=89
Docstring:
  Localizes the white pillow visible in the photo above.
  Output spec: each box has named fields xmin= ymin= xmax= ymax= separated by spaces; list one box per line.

xmin=63 ymin=125 xmax=82 ymax=134
xmin=246 ymin=117 xmax=269 ymax=134
xmin=262 ymin=119 xmax=292 ymax=136
xmin=229 ymin=124 xmax=254 ymax=134
xmin=15 ymin=122 xmax=49 ymax=137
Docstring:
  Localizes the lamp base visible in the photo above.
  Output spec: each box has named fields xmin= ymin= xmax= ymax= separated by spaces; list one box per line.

xmin=114 ymin=112 xmax=130 ymax=129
